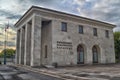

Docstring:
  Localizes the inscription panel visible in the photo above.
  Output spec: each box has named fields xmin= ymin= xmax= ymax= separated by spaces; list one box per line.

xmin=57 ymin=41 xmax=72 ymax=50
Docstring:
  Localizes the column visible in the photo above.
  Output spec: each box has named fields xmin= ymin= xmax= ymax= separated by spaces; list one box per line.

xmin=19 ymin=29 xmax=22 ymax=64
xmin=24 ymin=22 xmax=32 ymax=66
xmin=15 ymin=30 xmax=20 ymax=64
xmin=24 ymin=24 xmax=27 ymax=65
xmin=31 ymin=15 xmax=41 ymax=66
xmin=21 ymin=27 xmax=25 ymax=65
xmin=19 ymin=27 xmax=25 ymax=65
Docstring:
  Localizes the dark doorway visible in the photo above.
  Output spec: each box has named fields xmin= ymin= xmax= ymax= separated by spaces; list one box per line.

xmin=92 ymin=46 xmax=98 ymax=63
xmin=77 ymin=45 xmax=84 ymax=64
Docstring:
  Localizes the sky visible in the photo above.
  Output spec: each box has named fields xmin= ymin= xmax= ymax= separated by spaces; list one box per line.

xmin=0 ymin=0 xmax=120 ymax=51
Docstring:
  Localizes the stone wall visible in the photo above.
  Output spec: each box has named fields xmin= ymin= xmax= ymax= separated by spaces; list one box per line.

xmin=52 ymin=19 xmax=115 ymax=66
xmin=34 ymin=9 xmax=115 ymax=66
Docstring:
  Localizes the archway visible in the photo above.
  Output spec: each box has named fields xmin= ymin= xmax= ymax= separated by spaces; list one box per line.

xmin=92 ymin=45 xmax=100 ymax=63
xmin=77 ymin=44 xmax=84 ymax=64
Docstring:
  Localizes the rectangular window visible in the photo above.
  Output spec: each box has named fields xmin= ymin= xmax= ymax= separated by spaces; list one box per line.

xmin=79 ymin=25 xmax=83 ymax=34
xmin=61 ymin=22 xmax=67 ymax=32
xmin=93 ymin=28 xmax=97 ymax=36
xmin=105 ymin=30 xmax=109 ymax=38
xmin=45 ymin=45 xmax=47 ymax=58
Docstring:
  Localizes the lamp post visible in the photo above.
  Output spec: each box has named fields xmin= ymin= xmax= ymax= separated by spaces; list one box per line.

xmin=0 ymin=23 xmax=6 ymax=64
xmin=4 ymin=21 xmax=9 ymax=65
xmin=4 ymin=28 xmax=7 ymax=65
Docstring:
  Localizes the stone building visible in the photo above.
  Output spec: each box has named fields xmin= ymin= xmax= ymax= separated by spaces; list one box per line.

xmin=15 ymin=6 xmax=116 ymax=67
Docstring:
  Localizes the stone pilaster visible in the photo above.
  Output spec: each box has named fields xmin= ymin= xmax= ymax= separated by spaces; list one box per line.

xmin=19 ymin=29 xmax=22 ymax=64
xmin=86 ymin=49 xmax=92 ymax=64
xmin=18 ymin=27 xmax=25 ymax=65
xmin=16 ymin=30 xmax=20 ymax=64
xmin=100 ymin=48 xmax=106 ymax=64
xmin=31 ymin=15 xmax=41 ymax=66
xmin=24 ymin=23 xmax=32 ymax=65
xmin=24 ymin=24 xmax=27 ymax=65
xmin=21 ymin=27 xmax=25 ymax=65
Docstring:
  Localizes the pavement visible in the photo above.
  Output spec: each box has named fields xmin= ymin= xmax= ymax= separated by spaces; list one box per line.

xmin=1 ymin=64 xmax=120 ymax=80
xmin=13 ymin=64 xmax=120 ymax=80
xmin=0 ymin=65 xmax=63 ymax=80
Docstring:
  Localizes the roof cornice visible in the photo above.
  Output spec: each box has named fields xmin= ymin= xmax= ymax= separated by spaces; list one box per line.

xmin=14 ymin=6 xmax=116 ymax=28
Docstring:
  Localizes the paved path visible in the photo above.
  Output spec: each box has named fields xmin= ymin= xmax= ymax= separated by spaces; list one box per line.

xmin=0 ymin=65 xmax=63 ymax=80
xmin=15 ymin=64 xmax=120 ymax=80
xmin=45 ymin=64 xmax=120 ymax=80
xmin=2 ymin=64 xmax=120 ymax=80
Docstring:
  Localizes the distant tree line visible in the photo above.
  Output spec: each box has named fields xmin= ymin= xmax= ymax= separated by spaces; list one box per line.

xmin=114 ymin=32 xmax=120 ymax=63
xmin=0 ymin=49 xmax=15 ymax=58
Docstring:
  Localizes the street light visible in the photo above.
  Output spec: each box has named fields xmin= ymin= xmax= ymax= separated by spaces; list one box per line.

xmin=4 ymin=28 xmax=7 ymax=65
xmin=0 ymin=23 xmax=6 ymax=64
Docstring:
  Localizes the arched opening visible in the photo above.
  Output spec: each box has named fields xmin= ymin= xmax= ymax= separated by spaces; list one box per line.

xmin=77 ymin=44 xmax=84 ymax=64
xmin=92 ymin=45 xmax=100 ymax=63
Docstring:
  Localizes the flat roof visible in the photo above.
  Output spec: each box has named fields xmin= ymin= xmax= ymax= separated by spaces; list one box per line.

xmin=15 ymin=6 xmax=116 ymax=27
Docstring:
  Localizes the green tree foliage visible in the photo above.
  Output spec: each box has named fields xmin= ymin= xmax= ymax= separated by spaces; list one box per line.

xmin=0 ymin=49 xmax=15 ymax=58
xmin=114 ymin=32 xmax=120 ymax=62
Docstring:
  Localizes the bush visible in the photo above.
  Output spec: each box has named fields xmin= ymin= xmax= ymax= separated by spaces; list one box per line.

xmin=0 ymin=49 xmax=15 ymax=58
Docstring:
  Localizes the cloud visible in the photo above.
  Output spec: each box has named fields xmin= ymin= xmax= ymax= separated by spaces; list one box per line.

xmin=0 ymin=0 xmax=120 ymax=51
xmin=11 ymin=37 xmax=15 ymax=40
xmin=0 ymin=9 xmax=21 ymax=20
xmin=6 ymin=15 xmax=21 ymax=19
xmin=0 ymin=41 xmax=3 ymax=46
xmin=74 ymin=0 xmax=120 ymax=31
xmin=7 ymin=41 xmax=15 ymax=47
xmin=0 ymin=0 xmax=120 ymax=31
xmin=29 ymin=0 xmax=57 ymax=5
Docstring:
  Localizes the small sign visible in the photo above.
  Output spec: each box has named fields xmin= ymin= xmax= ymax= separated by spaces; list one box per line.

xmin=57 ymin=41 xmax=72 ymax=50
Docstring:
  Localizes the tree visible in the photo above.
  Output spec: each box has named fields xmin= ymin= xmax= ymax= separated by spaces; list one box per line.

xmin=0 ymin=49 xmax=15 ymax=58
xmin=114 ymin=32 xmax=120 ymax=62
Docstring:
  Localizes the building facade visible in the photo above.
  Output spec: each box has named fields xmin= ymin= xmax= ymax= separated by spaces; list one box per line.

xmin=15 ymin=6 xmax=116 ymax=67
